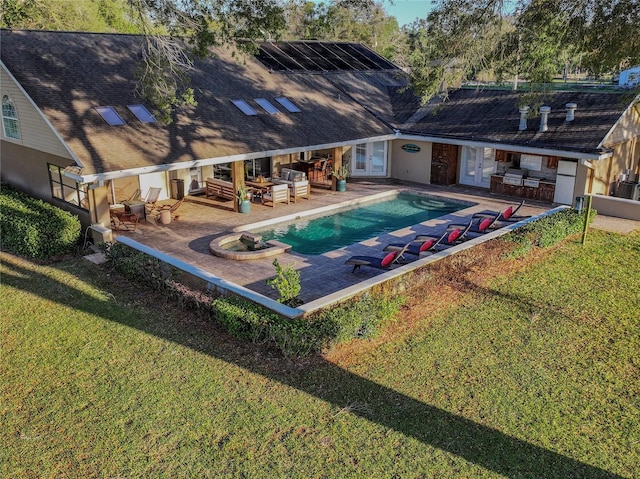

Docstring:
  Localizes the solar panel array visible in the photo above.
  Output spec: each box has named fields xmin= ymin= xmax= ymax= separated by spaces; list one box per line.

xmin=257 ymin=41 xmax=398 ymax=72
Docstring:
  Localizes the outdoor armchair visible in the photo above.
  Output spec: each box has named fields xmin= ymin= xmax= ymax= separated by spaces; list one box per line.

xmin=262 ymin=183 xmax=290 ymax=207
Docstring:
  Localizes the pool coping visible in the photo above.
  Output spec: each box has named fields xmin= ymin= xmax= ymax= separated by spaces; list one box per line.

xmin=233 ymin=189 xmax=401 ymax=233
xmin=233 ymin=188 xmax=474 ymax=235
xmin=117 ymin=204 xmax=569 ymax=319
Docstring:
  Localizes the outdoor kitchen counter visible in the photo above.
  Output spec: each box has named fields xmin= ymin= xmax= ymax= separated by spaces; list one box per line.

xmin=490 ymin=175 xmax=556 ymax=203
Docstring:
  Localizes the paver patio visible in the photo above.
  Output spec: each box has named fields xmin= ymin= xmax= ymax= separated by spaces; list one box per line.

xmin=115 ymin=180 xmax=550 ymax=304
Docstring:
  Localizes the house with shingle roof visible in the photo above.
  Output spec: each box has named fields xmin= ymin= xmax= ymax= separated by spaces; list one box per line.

xmin=1 ymin=29 xmax=639 ymax=229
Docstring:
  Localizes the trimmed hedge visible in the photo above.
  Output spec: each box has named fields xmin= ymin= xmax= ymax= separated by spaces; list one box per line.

xmin=0 ymin=184 xmax=81 ymax=259
xmin=103 ymin=242 xmax=404 ymax=357
xmin=211 ymin=293 xmax=402 ymax=357
xmin=505 ymin=207 xmax=596 ymax=257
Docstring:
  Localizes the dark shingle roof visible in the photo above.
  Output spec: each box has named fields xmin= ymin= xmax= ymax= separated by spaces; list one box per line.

xmin=321 ymin=74 xmax=634 ymax=156
xmin=325 ymin=71 xmax=420 ymax=127
xmin=2 ymin=29 xmax=634 ymax=178
xmin=397 ymin=88 xmax=631 ymax=154
xmin=0 ymin=30 xmax=392 ymax=177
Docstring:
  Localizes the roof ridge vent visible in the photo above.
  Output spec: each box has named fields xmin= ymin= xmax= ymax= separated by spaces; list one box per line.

xmin=539 ymin=106 xmax=551 ymax=132
xmin=565 ymin=102 xmax=577 ymax=122
xmin=518 ymin=105 xmax=530 ymax=131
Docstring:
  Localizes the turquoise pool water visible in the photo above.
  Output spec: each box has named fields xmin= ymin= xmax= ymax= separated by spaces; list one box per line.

xmin=256 ymin=193 xmax=464 ymax=255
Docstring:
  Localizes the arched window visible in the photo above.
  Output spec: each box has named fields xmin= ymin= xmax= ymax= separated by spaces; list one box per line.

xmin=2 ymin=95 xmax=21 ymax=140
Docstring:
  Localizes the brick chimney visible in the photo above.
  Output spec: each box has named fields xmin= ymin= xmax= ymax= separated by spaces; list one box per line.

xmin=539 ymin=106 xmax=551 ymax=132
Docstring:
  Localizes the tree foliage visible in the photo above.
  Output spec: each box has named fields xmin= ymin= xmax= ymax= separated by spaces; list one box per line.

xmin=1 ymin=0 xmax=398 ymax=121
xmin=281 ymin=1 xmax=400 ymax=54
xmin=4 ymin=0 xmax=635 ymax=119
xmin=124 ymin=0 xmax=288 ymax=122
xmin=124 ymin=0 xmax=399 ymax=121
xmin=0 ymin=0 xmax=141 ymax=32
xmin=403 ymin=0 xmax=640 ymax=104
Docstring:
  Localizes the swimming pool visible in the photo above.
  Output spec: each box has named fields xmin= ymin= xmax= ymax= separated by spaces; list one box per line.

xmin=255 ymin=192 xmax=465 ymax=255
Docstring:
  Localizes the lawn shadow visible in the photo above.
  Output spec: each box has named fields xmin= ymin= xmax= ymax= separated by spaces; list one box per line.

xmin=1 ymin=253 xmax=623 ymax=479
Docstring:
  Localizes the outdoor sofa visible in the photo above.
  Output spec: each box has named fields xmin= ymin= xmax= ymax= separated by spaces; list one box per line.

xmin=205 ymin=177 xmax=235 ymax=201
xmin=272 ymin=168 xmax=306 ymax=186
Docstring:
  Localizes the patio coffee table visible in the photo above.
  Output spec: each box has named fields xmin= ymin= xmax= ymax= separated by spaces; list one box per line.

xmin=246 ymin=180 xmax=274 ymax=201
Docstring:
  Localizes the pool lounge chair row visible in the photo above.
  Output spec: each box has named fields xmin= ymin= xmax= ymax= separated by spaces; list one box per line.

xmin=344 ymin=221 xmax=473 ymax=273
xmin=344 ymin=201 xmax=529 ymax=273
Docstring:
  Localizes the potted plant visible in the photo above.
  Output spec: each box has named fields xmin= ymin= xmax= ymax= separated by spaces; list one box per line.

xmin=237 ymin=185 xmax=252 ymax=213
xmin=332 ymin=164 xmax=349 ymax=192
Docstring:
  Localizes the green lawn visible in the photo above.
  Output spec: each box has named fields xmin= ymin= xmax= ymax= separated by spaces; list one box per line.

xmin=2 ymin=230 xmax=639 ymax=478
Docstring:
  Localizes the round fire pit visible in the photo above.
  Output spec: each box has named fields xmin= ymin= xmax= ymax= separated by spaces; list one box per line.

xmin=209 ymin=232 xmax=291 ymax=260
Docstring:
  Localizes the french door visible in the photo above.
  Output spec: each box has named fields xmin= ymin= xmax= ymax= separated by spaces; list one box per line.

xmin=459 ymin=146 xmax=496 ymax=188
xmin=352 ymin=141 xmax=387 ymax=176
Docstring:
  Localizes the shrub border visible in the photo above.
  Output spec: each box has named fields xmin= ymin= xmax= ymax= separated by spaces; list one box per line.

xmin=0 ymin=183 xmax=82 ymax=259
xmin=105 ymin=207 xmax=589 ymax=356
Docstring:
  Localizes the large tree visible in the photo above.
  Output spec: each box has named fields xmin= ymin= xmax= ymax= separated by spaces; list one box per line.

xmin=126 ymin=0 xmax=399 ymax=120
xmin=0 ymin=0 xmax=141 ymax=32
xmin=0 ymin=0 xmax=397 ymax=121
xmin=280 ymin=0 xmax=400 ymax=56
xmin=124 ymin=0 xmax=287 ymax=122
xmin=403 ymin=0 xmax=640 ymax=104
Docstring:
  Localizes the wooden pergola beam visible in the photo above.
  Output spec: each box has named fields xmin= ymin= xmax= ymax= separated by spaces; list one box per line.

xmin=231 ymin=160 xmax=246 ymax=212
xmin=331 ymin=147 xmax=343 ymax=191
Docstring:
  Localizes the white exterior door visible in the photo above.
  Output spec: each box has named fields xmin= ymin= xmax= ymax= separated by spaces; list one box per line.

xmin=352 ymin=141 xmax=387 ymax=176
xmin=460 ymin=146 xmax=496 ymax=188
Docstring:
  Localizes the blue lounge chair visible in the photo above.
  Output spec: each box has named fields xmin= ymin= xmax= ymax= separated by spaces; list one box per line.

xmin=449 ymin=211 xmax=502 ymax=236
xmin=475 ymin=200 xmax=529 ymax=224
xmin=383 ymin=230 xmax=449 ymax=256
xmin=415 ymin=220 xmax=473 ymax=251
xmin=345 ymin=242 xmax=411 ymax=273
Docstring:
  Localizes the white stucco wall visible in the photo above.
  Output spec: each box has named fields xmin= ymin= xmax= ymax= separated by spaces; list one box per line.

xmin=390 ymin=139 xmax=432 ymax=184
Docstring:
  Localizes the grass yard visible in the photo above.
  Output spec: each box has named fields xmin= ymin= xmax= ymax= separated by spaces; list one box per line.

xmin=1 ymin=230 xmax=639 ymax=478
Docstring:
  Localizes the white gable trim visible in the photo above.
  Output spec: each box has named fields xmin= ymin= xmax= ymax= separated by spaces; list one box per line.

xmin=1 ymin=61 xmax=82 ymax=166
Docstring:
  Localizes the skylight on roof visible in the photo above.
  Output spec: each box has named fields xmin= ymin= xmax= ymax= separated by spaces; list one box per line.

xmin=127 ymin=104 xmax=156 ymax=123
xmin=255 ymin=98 xmax=280 ymax=114
xmin=231 ymin=100 xmax=257 ymax=116
xmin=95 ymin=106 xmax=126 ymax=126
xmin=275 ymin=97 xmax=301 ymax=113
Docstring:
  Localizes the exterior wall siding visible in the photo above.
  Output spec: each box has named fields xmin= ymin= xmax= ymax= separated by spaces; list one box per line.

xmin=390 ymin=139 xmax=432 ymax=184
xmin=0 ymin=141 xmax=72 ymax=198
xmin=1 ymin=64 xmax=74 ymax=160
xmin=588 ymin=139 xmax=638 ymax=196
xmin=604 ymin=105 xmax=640 ymax=146
xmin=0 ymin=140 xmax=90 ymax=225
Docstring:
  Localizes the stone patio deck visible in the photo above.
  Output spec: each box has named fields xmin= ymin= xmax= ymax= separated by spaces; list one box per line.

xmin=115 ymin=180 xmax=551 ymax=306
